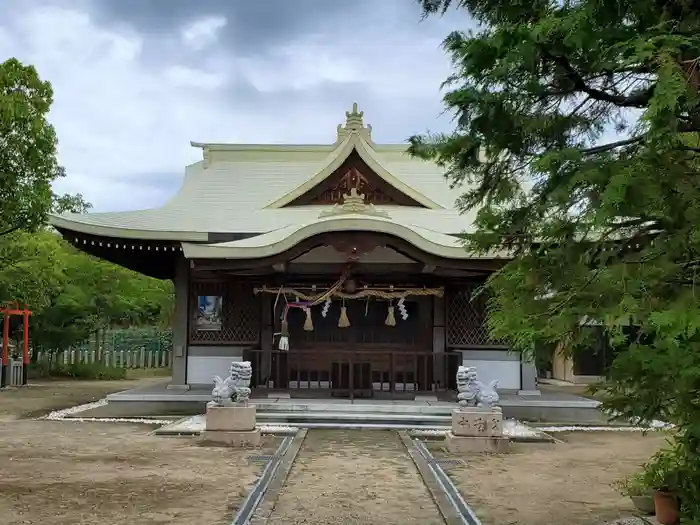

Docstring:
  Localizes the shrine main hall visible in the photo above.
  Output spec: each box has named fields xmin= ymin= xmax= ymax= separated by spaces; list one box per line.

xmin=51 ymin=104 xmax=538 ymax=399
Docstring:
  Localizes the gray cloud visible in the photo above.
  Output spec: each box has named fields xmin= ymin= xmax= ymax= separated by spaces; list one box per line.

xmin=0 ymin=0 xmax=472 ymax=212
xmin=89 ymin=0 xmax=375 ymax=53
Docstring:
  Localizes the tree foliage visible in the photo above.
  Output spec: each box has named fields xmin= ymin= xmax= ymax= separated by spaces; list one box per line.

xmin=0 ymin=229 xmax=174 ymax=354
xmin=412 ymin=0 xmax=700 ymax=518
xmin=0 ymin=58 xmax=68 ymax=236
xmin=0 ymin=56 xmax=171 ymax=355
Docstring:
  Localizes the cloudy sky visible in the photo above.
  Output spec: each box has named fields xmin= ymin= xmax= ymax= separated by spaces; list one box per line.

xmin=0 ymin=0 xmax=472 ymax=212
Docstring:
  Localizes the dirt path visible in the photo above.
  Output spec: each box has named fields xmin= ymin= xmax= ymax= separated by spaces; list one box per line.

xmin=438 ymin=431 xmax=668 ymax=525
xmin=0 ymin=419 xmax=280 ymax=525
xmin=266 ymin=429 xmax=444 ymax=525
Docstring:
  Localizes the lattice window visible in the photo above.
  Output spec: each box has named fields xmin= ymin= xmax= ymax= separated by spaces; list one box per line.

xmin=189 ymin=280 xmax=261 ymax=344
xmin=446 ymin=283 xmax=498 ymax=347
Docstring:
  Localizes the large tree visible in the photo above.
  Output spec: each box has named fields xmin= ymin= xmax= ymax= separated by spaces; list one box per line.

xmin=412 ymin=0 xmax=700 ymax=517
xmin=0 ymin=58 xmax=65 ymax=236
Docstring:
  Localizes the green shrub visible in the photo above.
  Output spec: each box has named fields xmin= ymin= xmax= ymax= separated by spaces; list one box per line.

xmin=57 ymin=362 xmax=127 ymax=380
xmin=28 ymin=361 xmax=53 ymax=379
xmin=613 ymin=470 xmax=652 ymax=497
xmin=30 ymin=361 xmax=127 ymax=380
xmin=642 ymin=447 xmax=681 ymax=493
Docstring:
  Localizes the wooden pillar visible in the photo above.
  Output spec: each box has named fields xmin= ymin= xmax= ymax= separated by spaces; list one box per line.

xmin=168 ymin=255 xmax=190 ymax=390
xmin=432 ymin=295 xmax=446 ymax=387
xmin=260 ymin=294 xmax=273 ymax=387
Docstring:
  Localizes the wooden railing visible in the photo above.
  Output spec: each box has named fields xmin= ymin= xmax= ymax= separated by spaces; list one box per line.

xmin=243 ymin=349 xmax=462 ymax=399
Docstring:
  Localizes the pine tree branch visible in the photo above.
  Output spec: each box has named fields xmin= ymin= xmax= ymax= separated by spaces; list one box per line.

xmin=581 ymin=135 xmax=645 ymax=155
xmin=546 ymin=53 xmax=655 ymax=108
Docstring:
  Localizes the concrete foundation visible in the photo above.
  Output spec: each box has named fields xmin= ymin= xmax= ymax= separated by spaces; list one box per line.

xmin=445 ymin=432 xmax=511 ymax=454
xmin=73 ymin=383 xmax=606 ymax=425
xmin=200 ymin=428 xmax=261 ymax=447
xmin=199 ymin=404 xmax=259 ymax=447
xmin=205 ymin=404 xmax=256 ymax=432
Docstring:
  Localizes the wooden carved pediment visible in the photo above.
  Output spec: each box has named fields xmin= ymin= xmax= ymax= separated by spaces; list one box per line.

xmin=285 ymin=150 xmax=425 ymax=207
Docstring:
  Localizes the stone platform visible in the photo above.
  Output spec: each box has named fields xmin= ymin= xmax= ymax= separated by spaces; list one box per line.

xmin=205 ymin=404 xmax=256 ymax=431
xmin=73 ymin=382 xmax=604 ymax=425
xmin=199 ymin=404 xmax=260 ymax=447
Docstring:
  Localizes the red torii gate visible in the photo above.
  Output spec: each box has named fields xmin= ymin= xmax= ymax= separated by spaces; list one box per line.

xmin=1 ymin=302 xmax=31 ymax=388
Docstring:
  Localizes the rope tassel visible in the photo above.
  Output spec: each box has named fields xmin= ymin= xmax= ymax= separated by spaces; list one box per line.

xmin=385 ymin=303 xmax=396 ymax=326
xmin=303 ymin=307 xmax=314 ymax=331
xmin=338 ymin=300 xmax=350 ymax=328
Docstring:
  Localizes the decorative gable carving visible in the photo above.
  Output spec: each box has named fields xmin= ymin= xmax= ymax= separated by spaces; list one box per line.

xmin=284 ymin=150 xmax=426 ymax=207
xmin=318 ymin=188 xmax=390 ymax=219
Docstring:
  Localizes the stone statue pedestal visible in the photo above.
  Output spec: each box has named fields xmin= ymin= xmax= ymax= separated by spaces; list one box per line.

xmin=446 ymin=407 xmax=510 ymax=454
xmin=200 ymin=403 xmax=260 ymax=447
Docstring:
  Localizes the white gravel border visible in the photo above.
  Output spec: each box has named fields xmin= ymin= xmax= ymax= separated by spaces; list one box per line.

xmin=37 ymin=399 xmax=675 ymax=436
xmin=43 ymin=399 xmax=108 ymax=420
xmin=157 ymin=414 xmax=297 ymax=435
xmin=41 ymin=399 xmax=171 ymax=426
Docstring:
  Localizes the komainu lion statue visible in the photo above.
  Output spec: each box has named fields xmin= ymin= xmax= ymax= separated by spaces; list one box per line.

xmin=211 ymin=375 xmax=236 ymax=406
xmin=210 ymin=361 xmax=253 ymax=406
xmin=456 ymin=365 xmax=500 ymax=409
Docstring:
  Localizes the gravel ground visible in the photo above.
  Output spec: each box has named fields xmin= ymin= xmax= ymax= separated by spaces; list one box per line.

xmin=437 ymin=431 xmax=668 ymax=525
xmin=265 ymin=429 xmax=444 ymax=525
xmin=0 ymin=378 xmax=280 ymax=524
xmin=0 ymin=419 xmax=280 ymax=525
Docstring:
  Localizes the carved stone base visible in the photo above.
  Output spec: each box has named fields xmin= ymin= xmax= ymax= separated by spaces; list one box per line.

xmin=200 ymin=429 xmax=261 ymax=448
xmin=205 ymin=404 xmax=256 ymax=432
xmin=451 ymin=407 xmax=503 ymax=437
xmin=445 ymin=431 xmax=510 ymax=454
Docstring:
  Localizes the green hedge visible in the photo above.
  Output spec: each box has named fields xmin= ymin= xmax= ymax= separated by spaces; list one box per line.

xmin=28 ymin=361 xmax=127 ymax=380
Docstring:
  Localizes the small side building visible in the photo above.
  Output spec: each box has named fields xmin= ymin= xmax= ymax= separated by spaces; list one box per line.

xmin=50 ymin=104 xmax=538 ymax=398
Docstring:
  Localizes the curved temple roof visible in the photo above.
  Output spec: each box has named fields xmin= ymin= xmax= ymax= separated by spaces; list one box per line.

xmin=50 ymin=103 xmax=495 ymax=261
xmin=182 ymin=215 xmax=494 ymax=260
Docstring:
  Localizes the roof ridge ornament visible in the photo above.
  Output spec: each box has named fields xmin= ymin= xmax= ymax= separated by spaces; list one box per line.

xmin=336 ymin=102 xmax=373 ymax=144
xmin=318 ymin=188 xmax=390 ymax=219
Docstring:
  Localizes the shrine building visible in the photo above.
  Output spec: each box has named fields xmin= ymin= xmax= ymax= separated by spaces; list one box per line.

xmin=50 ymin=104 xmax=538 ymax=399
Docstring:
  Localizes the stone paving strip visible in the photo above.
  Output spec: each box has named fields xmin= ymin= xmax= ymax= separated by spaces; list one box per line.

xmin=257 ymin=429 xmax=446 ymax=525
